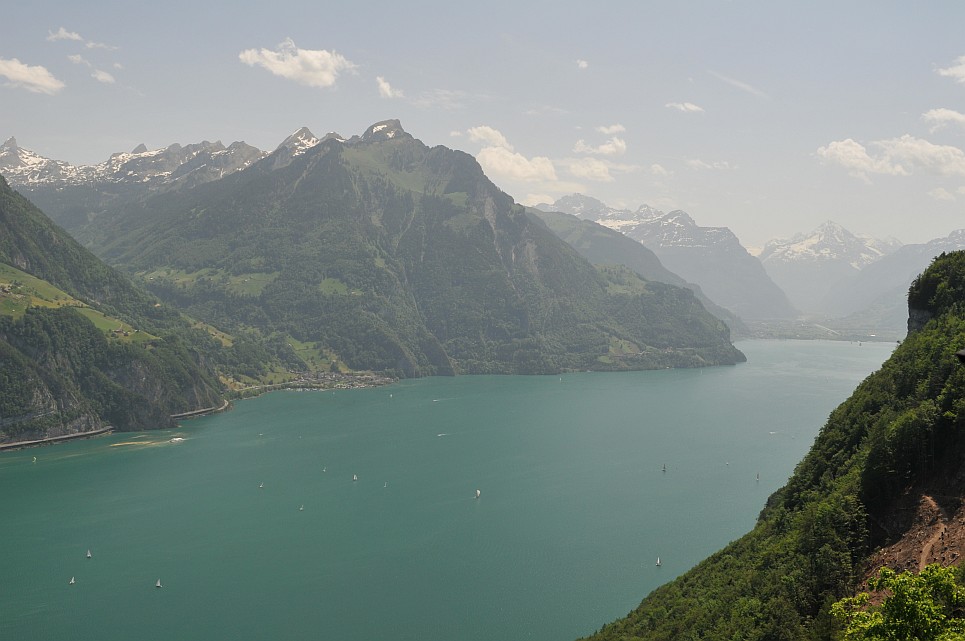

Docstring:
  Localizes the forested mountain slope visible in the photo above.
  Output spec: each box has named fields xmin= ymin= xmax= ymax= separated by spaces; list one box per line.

xmin=0 ymin=176 xmax=225 ymax=441
xmin=78 ymin=121 xmax=744 ymax=375
xmin=582 ymin=251 xmax=965 ymax=640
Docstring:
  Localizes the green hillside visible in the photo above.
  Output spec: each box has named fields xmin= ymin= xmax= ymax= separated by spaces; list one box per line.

xmin=79 ymin=121 xmax=744 ymax=376
xmin=526 ymin=207 xmax=747 ymax=336
xmin=582 ymin=251 xmax=965 ymax=640
xmin=0 ymin=176 xmax=229 ymax=441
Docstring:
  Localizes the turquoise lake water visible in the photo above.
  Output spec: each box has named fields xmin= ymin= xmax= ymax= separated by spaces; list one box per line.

xmin=0 ymin=339 xmax=895 ymax=641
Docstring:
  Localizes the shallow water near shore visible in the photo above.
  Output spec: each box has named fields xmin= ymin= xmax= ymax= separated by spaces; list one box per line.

xmin=0 ymin=339 xmax=894 ymax=641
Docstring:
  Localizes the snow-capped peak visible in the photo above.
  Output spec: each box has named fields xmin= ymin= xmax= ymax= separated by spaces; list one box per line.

xmin=360 ymin=119 xmax=409 ymax=142
xmin=1 ymin=137 xmax=266 ymax=189
xmin=759 ymin=220 xmax=901 ymax=269
xmin=275 ymin=127 xmax=320 ymax=156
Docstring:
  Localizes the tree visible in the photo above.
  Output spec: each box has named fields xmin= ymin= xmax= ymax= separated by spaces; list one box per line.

xmin=832 ymin=564 xmax=965 ymax=640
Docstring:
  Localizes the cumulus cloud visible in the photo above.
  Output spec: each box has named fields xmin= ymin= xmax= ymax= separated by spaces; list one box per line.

xmin=573 ymin=137 xmax=627 ymax=156
xmin=239 ymin=38 xmax=356 ymax=88
xmin=468 ymin=125 xmax=513 ymax=150
xmin=595 ymin=124 xmax=625 ymax=135
xmin=521 ymin=193 xmax=556 ymax=206
xmin=929 ymin=187 xmax=956 ymax=202
xmin=376 ymin=76 xmax=403 ymax=98
xmin=666 ymin=101 xmax=704 ymax=113
xmin=923 ymin=108 xmax=965 ymax=132
xmin=817 ymin=135 xmax=965 ymax=180
xmin=91 ymin=69 xmax=115 ymax=84
xmin=476 ymin=146 xmax=557 ymax=182
xmin=937 ymin=55 xmax=965 ymax=84
xmin=0 ymin=57 xmax=65 ymax=94
xmin=67 ymin=54 xmax=88 ymax=65
xmin=576 ymin=59 xmax=589 ymax=70
xmin=567 ymin=157 xmax=614 ymax=182
xmin=650 ymin=163 xmax=671 ymax=177
xmin=47 ymin=27 xmax=82 ymax=42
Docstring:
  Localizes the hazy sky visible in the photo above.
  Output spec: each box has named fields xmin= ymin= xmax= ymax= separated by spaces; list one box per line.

xmin=4 ymin=1 xmax=965 ymax=247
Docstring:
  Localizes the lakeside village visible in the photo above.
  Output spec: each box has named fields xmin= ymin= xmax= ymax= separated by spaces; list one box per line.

xmin=228 ymin=369 xmax=396 ymax=399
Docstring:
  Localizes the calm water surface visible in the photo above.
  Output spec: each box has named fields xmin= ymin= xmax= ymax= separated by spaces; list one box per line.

xmin=0 ymin=340 xmax=894 ymax=641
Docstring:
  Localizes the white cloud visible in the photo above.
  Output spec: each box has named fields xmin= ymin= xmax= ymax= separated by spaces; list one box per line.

xmin=922 ymin=108 xmax=965 ymax=132
xmin=686 ymin=158 xmax=735 ymax=170
xmin=937 ymin=55 xmax=965 ymax=84
xmin=0 ymin=57 xmax=65 ymax=94
xmin=573 ymin=137 xmax=627 ymax=156
xmin=595 ymin=124 xmax=625 ymax=135
xmin=929 ymin=187 xmax=956 ymax=202
xmin=877 ymin=135 xmax=965 ymax=176
xmin=239 ymin=38 xmax=356 ymax=88
xmin=815 ymin=138 xmax=903 ymax=180
xmin=525 ymin=104 xmax=568 ymax=116
xmin=666 ymin=101 xmax=705 ymax=113
xmin=67 ymin=54 xmax=88 ymax=66
xmin=576 ymin=59 xmax=589 ymax=70
xmin=376 ymin=76 xmax=403 ymax=99
xmin=567 ymin=157 xmax=614 ymax=182
xmin=85 ymin=41 xmax=118 ymax=51
xmin=47 ymin=27 xmax=82 ymax=42
xmin=476 ymin=146 xmax=557 ymax=183
xmin=521 ymin=193 xmax=556 ymax=206
xmin=817 ymin=135 xmax=965 ymax=180
xmin=449 ymin=130 xmax=463 ymax=138
xmin=709 ymin=70 xmax=769 ymax=99
xmin=467 ymin=125 xmax=513 ymax=150
xmin=650 ymin=163 xmax=671 ymax=177
xmin=91 ymin=69 xmax=115 ymax=84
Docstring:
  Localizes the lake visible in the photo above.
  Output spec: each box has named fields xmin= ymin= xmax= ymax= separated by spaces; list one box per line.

xmin=0 ymin=339 xmax=895 ymax=641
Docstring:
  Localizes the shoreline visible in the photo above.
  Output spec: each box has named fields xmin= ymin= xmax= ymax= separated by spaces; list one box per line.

xmin=0 ymin=426 xmax=114 ymax=452
xmin=171 ymin=398 xmax=230 ymax=420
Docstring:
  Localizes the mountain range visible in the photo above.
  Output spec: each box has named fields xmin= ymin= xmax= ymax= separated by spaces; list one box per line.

xmin=4 ymin=120 xmax=743 ymax=378
xmin=758 ymin=220 xmax=902 ymax=314
xmin=537 ymin=195 xmax=798 ymax=321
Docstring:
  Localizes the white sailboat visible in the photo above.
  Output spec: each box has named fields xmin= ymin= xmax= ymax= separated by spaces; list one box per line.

xmin=475 ymin=489 xmax=481 ymax=499
xmin=69 ymin=576 xmax=76 ymax=585
xmin=86 ymin=549 xmax=91 ymax=558
xmin=353 ymin=474 xmax=358 ymax=481
xmin=156 ymin=579 xmax=162 ymax=588
xmin=655 ymin=557 xmax=661 ymax=566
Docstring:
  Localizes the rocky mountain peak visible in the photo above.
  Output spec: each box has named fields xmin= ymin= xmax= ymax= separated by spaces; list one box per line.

xmin=131 ymin=143 xmax=148 ymax=154
xmin=275 ymin=127 xmax=320 ymax=156
xmin=360 ymin=119 xmax=409 ymax=143
xmin=759 ymin=220 xmax=900 ymax=269
xmin=2 ymin=137 xmax=17 ymax=150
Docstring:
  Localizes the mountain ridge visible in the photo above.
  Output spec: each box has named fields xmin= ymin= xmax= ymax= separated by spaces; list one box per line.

xmin=537 ymin=194 xmax=798 ymax=320
xmin=72 ymin=121 xmax=746 ymax=376
xmin=759 ymin=220 xmax=902 ymax=314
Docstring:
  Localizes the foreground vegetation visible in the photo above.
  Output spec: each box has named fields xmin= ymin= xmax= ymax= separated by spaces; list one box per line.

xmin=583 ymin=252 xmax=965 ymax=640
